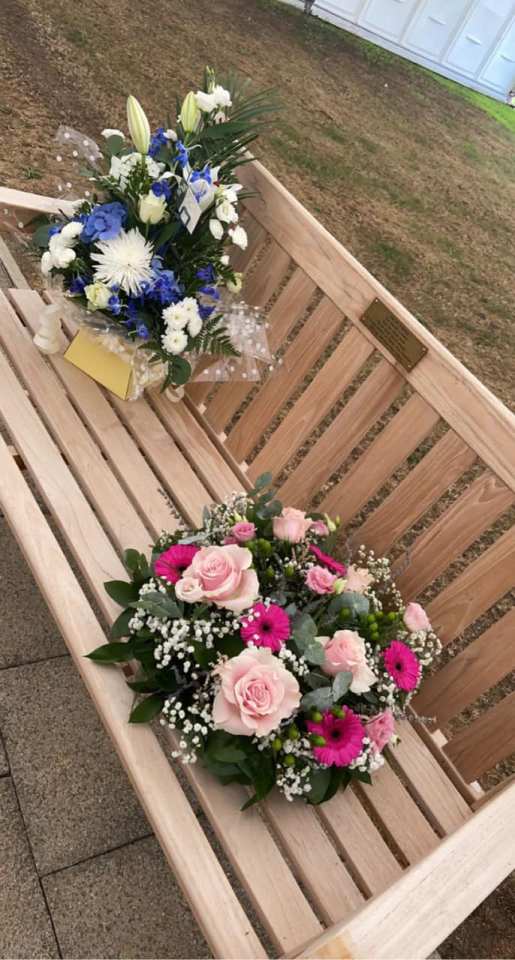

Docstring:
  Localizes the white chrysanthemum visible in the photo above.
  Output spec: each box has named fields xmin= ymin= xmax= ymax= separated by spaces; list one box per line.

xmin=188 ymin=312 xmax=203 ymax=337
xmin=163 ymin=297 xmax=200 ymax=330
xmin=162 ymin=328 xmax=188 ymax=355
xmin=91 ymin=228 xmax=154 ymax=295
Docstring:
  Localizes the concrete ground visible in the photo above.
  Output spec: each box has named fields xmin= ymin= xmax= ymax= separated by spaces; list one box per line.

xmin=0 ymin=517 xmax=210 ymax=959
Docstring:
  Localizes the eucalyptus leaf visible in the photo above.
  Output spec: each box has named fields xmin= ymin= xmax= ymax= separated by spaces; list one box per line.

xmin=292 ymin=613 xmax=317 ymax=652
xmin=132 ymin=592 xmax=181 ymax=619
xmin=104 ymin=134 xmax=125 ymax=156
xmin=304 ymin=641 xmax=325 ymax=666
xmin=332 ymin=671 xmax=353 ymax=700
xmin=301 ymin=687 xmax=334 ymax=713
xmin=328 ymin=591 xmax=370 ymax=617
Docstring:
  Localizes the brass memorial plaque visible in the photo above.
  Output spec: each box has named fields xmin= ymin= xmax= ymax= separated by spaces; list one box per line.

xmin=361 ymin=299 xmax=427 ymax=372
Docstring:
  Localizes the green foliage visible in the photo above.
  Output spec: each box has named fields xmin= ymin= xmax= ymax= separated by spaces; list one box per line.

xmin=87 ymin=641 xmax=134 ymax=662
xmin=129 ymin=694 xmax=164 ymax=723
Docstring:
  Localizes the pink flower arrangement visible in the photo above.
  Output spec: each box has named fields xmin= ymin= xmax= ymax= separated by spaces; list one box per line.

xmin=345 ymin=565 xmax=374 ymax=594
xmin=273 ymin=507 xmax=313 ymax=543
xmin=309 ymin=544 xmax=346 ymax=575
xmin=365 ymin=711 xmax=395 ymax=754
xmin=308 ymin=709 xmax=365 ymax=766
xmin=321 ymin=629 xmax=377 ymax=693
xmin=240 ymin=602 xmax=291 ymax=652
xmin=154 ymin=544 xmax=199 ymax=584
xmin=383 ymin=641 xmax=421 ymax=692
xmin=403 ymin=602 xmax=431 ymax=633
xmin=177 ymin=544 xmax=259 ymax=613
xmin=305 ymin=565 xmax=337 ymax=595
xmin=212 ymin=647 xmax=301 ymax=737
xmin=230 ymin=521 xmax=257 ymax=543
xmin=310 ymin=519 xmax=329 ymax=537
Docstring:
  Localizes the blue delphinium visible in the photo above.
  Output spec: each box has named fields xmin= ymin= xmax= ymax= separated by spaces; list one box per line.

xmin=82 ymin=202 xmax=127 ymax=243
xmin=68 ymin=274 xmax=89 ymax=295
xmin=199 ymin=284 xmax=221 ymax=300
xmin=199 ymin=303 xmax=216 ymax=321
xmin=190 ymin=164 xmax=212 ymax=185
xmin=148 ymin=127 xmax=168 ymax=159
xmin=148 ymin=262 xmax=183 ymax=306
xmin=151 ymin=179 xmax=172 ymax=201
xmin=48 ymin=224 xmax=63 ymax=238
xmin=107 ymin=292 xmax=122 ymax=316
xmin=175 ymin=140 xmax=189 ymax=168
xmin=197 ymin=264 xmax=216 ymax=284
xmin=136 ymin=323 xmax=150 ymax=340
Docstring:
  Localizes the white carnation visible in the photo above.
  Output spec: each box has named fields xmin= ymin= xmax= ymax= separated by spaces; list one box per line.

xmin=163 ymin=297 xmax=200 ymax=331
xmin=188 ymin=312 xmax=203 ymax=337
xmin=162 ymin=328 xmax=188 ymax=355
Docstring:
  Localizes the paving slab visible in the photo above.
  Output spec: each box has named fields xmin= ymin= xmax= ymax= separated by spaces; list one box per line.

xmin=0 ymin=657 xmax=150 ymax=874
xmin=0 ymin=517 xmax=65 ymax=667
xmin=43 ymin=835 xmax=211 ymax=959
xmin=0 ymin=778 xmax=59 ymax=959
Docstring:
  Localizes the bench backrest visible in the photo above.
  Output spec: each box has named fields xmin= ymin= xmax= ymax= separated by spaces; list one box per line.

xmin=188 ymin=161 xmax=515 ymax=788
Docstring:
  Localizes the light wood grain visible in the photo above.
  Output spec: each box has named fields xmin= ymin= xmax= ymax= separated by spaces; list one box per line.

xmin=387 ymin=721 xmax=472 ymax=834
xmin=356 ymin=762 xmax=438 ymax=863
xmin=278 ymin=360 xmax=404 ymax=507
xmin=250 ymin=327 xmax=374 ymax=481
xmin=0 ymin=235 xmax=29 ymax=287
xmin=427 ymin=524 xmax=515 ymax=644
xmin=320 ymin=394 xmax=440 ymax=522
xmin=227 ymin=297 xmax=344 ymax=463
xmin=415 ymin=608 xmax=515 ymax=726
xmin=444 ymin=692 xmax=515 ymax=781
xmin=239 ymin=162 xmax=515 ymax=492
xmin=397 ymin=471 xmax=514 ymax=598
xmin=10 ymin=288 xmax=177 ymax=538
xmin=357 ymin=430 xmax=477 ymax=555
xmin=295 ymin=781 xmax=515 ymax=959
xmin=319 ymin=787 xmax=402 ymax=897
xmin=0 ymin=435 xmax=265 ymax=960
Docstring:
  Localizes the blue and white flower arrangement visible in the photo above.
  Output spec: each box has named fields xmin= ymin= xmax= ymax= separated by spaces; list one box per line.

xmin=35 ymin=69 xmax=276 ymax=389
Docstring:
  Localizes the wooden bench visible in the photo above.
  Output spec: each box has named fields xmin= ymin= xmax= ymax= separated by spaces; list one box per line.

xmin=0 ymin=166 xmax=514 ymax=959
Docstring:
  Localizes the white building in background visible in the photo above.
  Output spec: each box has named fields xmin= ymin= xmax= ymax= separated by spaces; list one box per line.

xmin=284 ymin=1 xmax=515 ymax=101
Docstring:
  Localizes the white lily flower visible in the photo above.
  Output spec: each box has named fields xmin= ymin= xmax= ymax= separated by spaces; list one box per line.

xmin=229 ymin=225 xmax=248 ymax=249
xmin=209 ymin=219 xmax=224 ymax=240
xmin=216 ymin=199 xmax=238 ymax=224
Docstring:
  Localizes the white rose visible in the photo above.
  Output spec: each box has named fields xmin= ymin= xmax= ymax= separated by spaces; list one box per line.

xmin=102 ymin=128 xmax=125 ymax=140
xmin=216 ymin=199 xmax=238 ymax=224
xmin=85 ymin=281 xmax=111 ymax=311
xmin=41 ymin=251 xmax=53 ymax=275
xmin=209 ymin=219 xmax=224 ymax=240
xmin=195 ymin=90 xmax=218 ymax=113
xmin=162 ymin=328 xmax=188 ymax=355
xmin=138 ymin=191 xmax=167 ymax=225
xmin=229 ymin=225 xmax=248 ymax=249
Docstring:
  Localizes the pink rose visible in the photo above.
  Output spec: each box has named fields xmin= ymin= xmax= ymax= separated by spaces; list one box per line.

xmin=366 ymin=711 xmax=395 ymax=754
xmin=212 ymin=647 xmax=301 ymax=737
xmin=345 ymin=565 xmax=374 ymax=594
xmin=174 ymin=576 xmax=204 ymax=603
xmin=182 ymin=544 xmax=259 ymax=613
xmin=321 ymin=629 xmax=377 ymax=694
xmin=403 ymin=602 xmax=431 ymax=633
xmin=230 ymin=521 xmax=256 ymax=543
xmin=306 ymin=565 xmax=337 ymax=595
xmin=310 ymin=519 xmax=329 ymax=537
xmin=273 ymin=507 xmax=313 ymax=543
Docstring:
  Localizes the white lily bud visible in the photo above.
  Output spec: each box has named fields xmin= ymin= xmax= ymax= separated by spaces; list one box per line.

xmin=180 ymin=92 xmax=200 ymax=133
xmin=126 ymin=95 xmax=151 ymax=155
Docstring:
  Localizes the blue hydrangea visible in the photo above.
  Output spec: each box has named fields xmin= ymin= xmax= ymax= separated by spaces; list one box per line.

xmin=82 ymin=202 xmax=127 ymax=243
xmin=148 ymin=127 xmax=168 ymax=159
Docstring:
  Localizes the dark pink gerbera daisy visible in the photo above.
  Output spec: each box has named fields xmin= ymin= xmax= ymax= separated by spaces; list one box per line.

xmin=154 ymin=544 xmax=199 ymax=584
xmin=307 ymin=709 xmax=365 ymax=767
xmin=383 ymin=640 xmax=421 ymax=692
xmin=309 ymin=544 xmax=347 ymax=576
xmin=240 ymin=602 xmax=291 ymax=652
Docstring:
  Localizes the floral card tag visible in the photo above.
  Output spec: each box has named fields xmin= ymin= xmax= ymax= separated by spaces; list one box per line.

xmin=64 ymin=328 xmax=133 ymax=399
xmin=179 ymin=186 xmax=201 ymax=234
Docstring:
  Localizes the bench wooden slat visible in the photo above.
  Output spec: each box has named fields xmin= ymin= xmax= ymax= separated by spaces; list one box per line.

xmin=241 ymin=239 xmax=291 ymax=311
xmin=388 ymin=721 xmax=472 ymax=834
xmin=319 ymin=788 xmax=402 ymax=897
xmin=9 ymin=288 xmax=178 ymax=538
xmin=427 ymin=524 xmax=515 ymax=643
xmin=0 ymin=434 xmax=265 ymax=960
xmin=444 ymin=692 xmax=515 ymax=781
xmin=357 ymin=430 xmax=477 ymax=555
xmin=239 ymin=162 xmax=515 ymax=494
xmin=264 ymin=794 xmax=364 ymax=924
xmin=0 ymin=293 xmax=151 ymax=556
xmin=226 ymin=298 xmax=344 ymax=462
xmin=250 ymin=327 xmax=374 ymax=481
xmin=356 ymin=764 xmax=439 ymax=864
xmin=415 ymin=609 xmax=515 ymax=727
xmin=320 ymin=394 xmax=440 ymax=522
xmin=397 ymin=472 xmax=514 ymax=598
xmin=278 ymin=360 xmax=404 ymax=507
